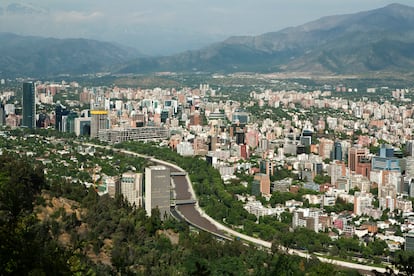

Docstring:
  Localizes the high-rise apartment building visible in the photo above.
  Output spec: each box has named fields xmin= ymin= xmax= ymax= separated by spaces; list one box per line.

xmin=22 ymin=82 xmax=36 ymax=128
xmin=145 ymin=166 xmax=171 ymax=220
xmin=353 ymin=192 xmax=373 ymax=215
xmin=120 ymin=172 xmax=143 ymax=208
xmin=254 ymin=173 xmax=271 ymax=195
xmin=319 ymin=138 xmax=334 ymax=159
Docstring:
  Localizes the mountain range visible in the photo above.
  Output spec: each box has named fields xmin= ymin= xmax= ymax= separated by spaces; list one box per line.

xmin=0 ymin=33 xmax=142 ymax=77
xmin=120 ymin=3 xmax=414 ymax=75
xmin=1 ymin=3 xmax=414 ymax=77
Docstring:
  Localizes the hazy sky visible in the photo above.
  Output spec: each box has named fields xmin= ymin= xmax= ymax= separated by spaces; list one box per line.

xmin=1 ymin=0 xmax=413 ymax=55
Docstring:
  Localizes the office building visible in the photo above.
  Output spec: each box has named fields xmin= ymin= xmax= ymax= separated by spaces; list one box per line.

xmin=331 ymin=141 xmax=343 ymax=161
xmin=65 ymin=111 xmax=78 ymax=133
xmin=380 ymin=144 xmax=395 ymax=158
xmin=251 ymin=179 xmax=261 ymax=197
xmin=98 ymin=127 xmax=169 ymax=144
xmin=372 ymin=145 xmax=400 ymax=172
xmin=405 ymin=231 xmax=414 ymax=251
xmin=301 ymin=130 xmax=313 ymax=146
xmin=74 ymin=117 xmax=91 ymax=136
xmin=145 ymin=166 xmax=171 ymax=220
xmin=348 ymin=146 xmax=369 ymax=173
xmin=235 ymin=130 xmax=245 ymax=145
xmin=22 ymin=82 xmax=36 ymax=128
xmin=356 ymin=157 xmax=371 ymax=178
xmin=160 ymin=109 xmax=169 ymax=123
xmin=0 ymin=103 xmax=5 ymax=126
xmin=55 ymin=102 xmax=71 ymax=132
xmin=90 ymin=109 xmax=109 ymax=138
xmin=232 ymin=109 xmax=249 ymax=124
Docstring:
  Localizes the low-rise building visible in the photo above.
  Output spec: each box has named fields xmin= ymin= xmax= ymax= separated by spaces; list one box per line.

xmin=99 ymin=127 xmax=169 ymax=144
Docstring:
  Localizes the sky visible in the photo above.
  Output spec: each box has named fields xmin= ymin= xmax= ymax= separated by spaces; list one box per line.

xmin=0 ymin=0 xmax=413 ymax=55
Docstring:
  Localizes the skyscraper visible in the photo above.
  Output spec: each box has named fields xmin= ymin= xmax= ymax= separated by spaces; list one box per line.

xmin=22 ymin=82 xmax=36 ymax=128
xmin=332 ymin=141 xmax=343 ymax=161
xmin=0 ymin=103 xmax=5 ymax=126
xmin=55 ymin=101 xmax=70 ymax=132
xmin=145 ymin=165 xmax=171 ymax=220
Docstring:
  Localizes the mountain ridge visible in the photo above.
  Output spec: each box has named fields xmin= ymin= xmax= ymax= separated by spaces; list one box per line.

xmin=118 ymin=3 xmax=414 ymax=75
xmin=0 ymin=32 xmax=143 ymax=77
xmin=1 ymin=3 xmax=414 ymax=77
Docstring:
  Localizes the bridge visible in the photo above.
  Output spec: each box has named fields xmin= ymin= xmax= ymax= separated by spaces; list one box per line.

xmin=171 ymin=172 xmax=187 ymax=176
xmin=170 ymin=199 xmax=196 ymax=206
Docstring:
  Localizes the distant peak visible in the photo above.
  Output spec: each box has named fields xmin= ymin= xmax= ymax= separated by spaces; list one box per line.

xmin=383 ymin=3 xmax=413 ymax=10
xmin=386 ymin=3 xmax=407 ymax=7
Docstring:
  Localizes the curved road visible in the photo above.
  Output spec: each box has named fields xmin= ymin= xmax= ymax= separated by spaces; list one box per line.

xmin=84 ymin=143 xmax=389 ymax=274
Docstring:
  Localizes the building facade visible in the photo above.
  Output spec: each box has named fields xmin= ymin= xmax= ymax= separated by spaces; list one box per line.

xmin=145 ymin=166 xmax=171 ymax=220
xmin=98 ymin=127 xmax=169 ymax=144
xmin=90 ymin=110 xmax=109 ymax=138
xmin=120 ymin=172 xmax=143 ymax=208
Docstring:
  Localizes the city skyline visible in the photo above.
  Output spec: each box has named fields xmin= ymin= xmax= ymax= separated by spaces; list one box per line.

xmin=1 ymin=1 xmax=413 ymax=55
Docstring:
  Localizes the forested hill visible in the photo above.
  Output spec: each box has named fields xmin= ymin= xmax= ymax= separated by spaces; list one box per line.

xmin=0 ymin=151 xmax=345 ymax=275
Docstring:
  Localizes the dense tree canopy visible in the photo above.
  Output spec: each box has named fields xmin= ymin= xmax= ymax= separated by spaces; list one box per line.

xmin=0 ymin=151 xmax=353 ymax=275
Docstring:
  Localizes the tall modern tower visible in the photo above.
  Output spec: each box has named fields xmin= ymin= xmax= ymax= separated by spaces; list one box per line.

xmin=22 ymin=82 xmax=36 ymax=128
xmin=55 ymin=102 xmax=68 ymax=132
xmin=145 ymin=165 xmax=171 ymax=220
xmin=332 ymin=141 xmax=343 ymax=161
xmin=0 ymin=103 xmax=5 ymax=126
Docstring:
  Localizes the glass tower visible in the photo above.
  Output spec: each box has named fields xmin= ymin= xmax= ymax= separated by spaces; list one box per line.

xmin=22 ymin=82 xmax=36 ymax=128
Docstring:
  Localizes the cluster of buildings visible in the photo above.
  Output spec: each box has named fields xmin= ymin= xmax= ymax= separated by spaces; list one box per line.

xmin=2 ymin=78 xmax=414 ymax=251
xmin=97 ymin=165 xmax=172 ymax=220
xmin=2 ymin=81 xmax=174 ymax=142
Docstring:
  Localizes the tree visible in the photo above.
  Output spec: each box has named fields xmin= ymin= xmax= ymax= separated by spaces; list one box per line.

xmin=393 ymin=250 xmax=414 ymax=276
xmin=0 ymin=155 xmax=45 ymax=221
xmin=369 ymin=239 xmax=387 ymax=256
xmin=313 ymin=174 xmax=331 ymax=184
xmin=0 ymin=153 xmax=73 ymax=275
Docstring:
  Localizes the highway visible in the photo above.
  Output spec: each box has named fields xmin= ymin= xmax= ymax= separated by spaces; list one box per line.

xmin=150 ymin=156 xmax=227 ymax=237
xmin=82 ymin=142 xmax=390 ymax=274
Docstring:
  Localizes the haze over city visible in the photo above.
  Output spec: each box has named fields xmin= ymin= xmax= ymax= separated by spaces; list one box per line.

xmin=1 ymin=0 xmax=414 ymax=55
